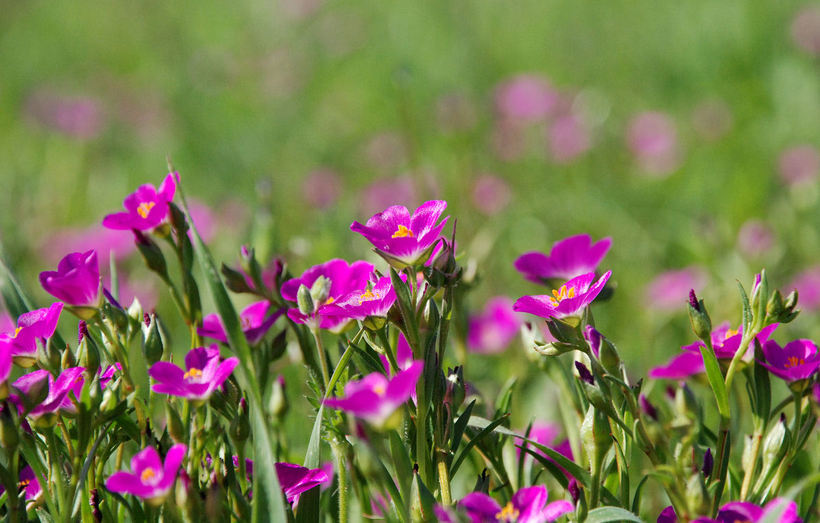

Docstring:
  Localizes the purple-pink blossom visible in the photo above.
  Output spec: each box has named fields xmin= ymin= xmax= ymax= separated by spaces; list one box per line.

xmin=547 ymin=113 xmax=592 ymax=164
xmin=659 ymin=497 xmax=801 ymax=522
xmin=760 ymin=339 xmax=820 ymax=383
xmin=514 ymin=271 xmax=612 ymax=321
xmin=467 ymin=297 xmax=521 ymax=354
xmin=0 ymin=303 xmax=63 ymax=366
xmin=13 ymin=367 xmax=85 ymax=421
xmin=515 ymin=234 xmax=611 ymax=284
xmin=198 ymin=301 xmax=282 ymax=344
xmin=645 ymin=267 xmax=707 ymax=311
xmin=627 ymin=111 xmax=681 ymax=176
xmin=350 ymin=200 xmax=448 ymax=267
xmin=39 ymin=250 xmax=101 ymax=310
xmin=149 ymin=345 xmax=239 ymax=402
xmin=737 ymin=220 xmax=775 ymax=258
xmin=102 ymin=172 xmax=178 ymax=231
xmin=302 ymin=168 xmax=342 ymax=210
xmin=105 ymin=444 xmax=187 ymax=502
xmin=324 ymin=361 xmax=423 ymax=426
xmin=275 ymin=462 xmax=330 ymax=504
xmin=471 ymin=174 xmax=512 ymax=216
xmin=321 ymin=274 xmax=401 ymax=323
xmin=281 ymin=259 xmax=374 ymax=332
xmin=457 ymin=485 xmax=573 ymax=523
xmin=789 ymin=266 xmax=820 ymax=312
xmin=494 ymin=74 xmax=558 ymax=123
xmin=0 ymin=465 xmax=42 ymax=501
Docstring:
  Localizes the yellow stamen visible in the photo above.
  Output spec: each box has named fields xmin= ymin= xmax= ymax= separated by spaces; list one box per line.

xmin=18 ymin=480 xmax=30 ymax=488
xmin=373 ymin=384 xmax=386 ymax=395
xmin=140 ymin=468 xmax=156 ymax=482
xmin=496 ymin=502 xmax=520 ymax=521
xmin=184 ymin=368 xmax=203 ymax=380
xmin=325 ymin=296 xmax=335 ymax=305
xmin=357 ymin=289 xmax=380 ymax=305
xmin=391 ymin=225 xmax=414 ymax=239
xmin=11 ymin=327 xmax=22 ymax=338
xmin=137 ymin=201 xmax=156 ymax=219
xmin=724 ymin=328 xmax=739 ymax=340
xmin=548 ymin=285 xmax=576 ymax=307
xmin=785 ymin=356 xmax=805 ymax=368
xmin=240 ymin=317 xmax=251 ymax=329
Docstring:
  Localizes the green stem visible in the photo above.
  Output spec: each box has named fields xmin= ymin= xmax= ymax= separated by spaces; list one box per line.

xmin=437 ymin=456 xmax=452 ymax=506
xmin=310 ymin=327 xmax=331 ymax=390
xmin=740 ymin=431 xmax=763 ymax=500
xmin=331 ymin=440 xmax=348 ymax=523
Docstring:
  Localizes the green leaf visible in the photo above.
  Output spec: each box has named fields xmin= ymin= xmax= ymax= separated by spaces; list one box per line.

xmin=388 ymin=268 xmax=419 ymax=355
xmin=585 ymin=506 xmax=643 ymax=522
xmin=631 ymin=474 xmax=650 ymax=514
xmin=390 ymin=431 xmax=413 ymax=502
xmin=698 ymin=344 xmax=730 ymax=420
xmin=519 ymin=446 xmax=569 ymax=489
xmin=450 ymin=414 xmax=510 ymax=477
xmin=176 ymin=182 xmax=286 ymax=523
xmin=304 ymin=406 xmax=324 ymax=469
xmin=294 ymin=486 xmax=321 ymax=523
xmin=449 ymin=400 xmax=476 ymax=457
xmin=737 ymin=280 xmax=752 ymax=332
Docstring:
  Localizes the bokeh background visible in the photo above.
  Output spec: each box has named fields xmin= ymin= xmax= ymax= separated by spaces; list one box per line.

xmin=2 ymin=0 xmax=820 ymax=434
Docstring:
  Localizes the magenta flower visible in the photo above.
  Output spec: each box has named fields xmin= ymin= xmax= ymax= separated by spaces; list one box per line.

xmin=275 ymin=462 xmax=330 ymax=504
xmin=0 ymin=465 xmax=43 ymax=501
xmin=547 ymin=113 xmax=592 ymax=164
xmin=99 ymin=363 xmax=122 ymax=389
xmin=626 ymin=111 xmax=681 ymax=176
xmin=302 ymin=168 xmax=342 ymax=210
xmin=760 ymin=339 xmax=820 ymax=383
xmin=467 ymin=297 xmax=522 ymax=354
xmin=106 ymin=444 xmax=187 ymax=503
xmin=198 ymin=301 xmax=283 ymax=344
xmin=102 ymin=172 xmax=178 ymax=231
xmin=650 ymin=323 xmax=779 ymax=380
xmin=645 ymin=267 xmax=707 ymax=311
xmin=471 ymin=174 xmax=512 ymax=216
xmin=514 ymin=271 xmax=612 ymax=321
xmin=515 ymin=234 xmax=611 ymax=284
xmin=39 ymin=250 xmax=100 ymax=311
xmin=494 ymin=74 xmax=558 ymax=123
xmin=149 ymin=345 xmax=239 ymax=402
xmin=324 ymin=361 xmax=423 ymax=426
xmin=458 ymin=485 xmax=573 ymax=523
xmin=13 ymin=367 xmax=85 ymax=421
xmin=350 ymin=200 xmax=448 ymax=267
xmin=737 ymin=220 xmax=775 ymax=258
xmin=0 ymin=302 xmax=63 ymax=366
xmin=322 ymin=274 xmax=401 ymax=324
xmin=360 ymin=177 xmax=417 ymax=217
xmin=41 ymin=224 xmax=134 ymax=267
xmin=659 ymin=498 xmax=800 ymax=523
xmin=281 ymin=259 xmax=374 ymax=332
xmin=379 ymin=332 xmax=414 ymax=375
xmin=24 ymin=89 xmax=105 ymax=140
xmin=516 ymin=422 xmax=573 ymax=476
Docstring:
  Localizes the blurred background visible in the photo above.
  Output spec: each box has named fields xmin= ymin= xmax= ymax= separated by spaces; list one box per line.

xmin=1 ymin=0 xmax=820 ymax=415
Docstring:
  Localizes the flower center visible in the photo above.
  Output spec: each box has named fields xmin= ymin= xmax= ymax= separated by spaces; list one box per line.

xmin=549 ymin=285 xmax=576 ymax=307
xmin=496 ymin=502 xmax=520 ymax=521
xmin=140 ymin=468 xmax=156 ymax=483
xmin=325 ymin=296 xmax=335 ymax=305
xmin=184 ymin=368 xmax=204 ymax=380
xmin=724 ymin=328 xmax=739 ymax=340
xmin=357 ymin=289 xmax=381 ymax=305
xmin=391 ymin=225 xmax=414 ymax=239
xmin=785 ymin=356 xmax=805 ymax=368
xmin=11 ymin=327 xmax=22 ymax=338
xmin=240 ymin=316 xmax=251 ymax=330
xmin=18 ymin=479 xmax=30 ymax=488
xmin=137 ymin=201 xmax=156 ymax=219
xmin=373 ymin=383 xmax=386 ymax=395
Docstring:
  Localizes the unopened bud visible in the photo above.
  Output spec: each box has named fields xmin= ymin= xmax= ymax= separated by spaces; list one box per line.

xmin=687 ymin=289 xmax=712 ymax=341
xmin=221 ymin=263 xmax=253 ymax=294
xmin=574 ymin=361 xmax=594 ymax=385
xmin=16 ymin=373 xmax=50 ymax=412
xmin=269 ymin=376 xmax=288 ymax=419
xmin=580 ymin=405 xmax=612 ymax=471
xmin=685 ymin=473 xmax=708 ymax=515
xmin=444 ymin=366 xmax=465 ymax=409
xmin=141 ymin=314 xmax=164 ymax=366
xmin=297 ymin=284 xmax=315 ymax=316
xmin=231 ymin=398 xmax=251 ymax=443
xmin=310 ymin=276 xmax=331 ymax=307
xmin=79 ymin=326 xmax=101 ymax=375
xmin=133 ymin=229 xmax=169 ymax=280
xmin=166 ymin=402 xmax=185 ymax=443
xmin=761 ymin=414 xmax=789 ymax=470
xmin=702 ymin=448 xmax=713 ymax=478
xmin=568 ymin=478 xmax=580 ymax=504
xmin=61 ymin=345 xmax=76 ymax=369
xmin=0 ymin=407 xmax=19 ymax=450
xmin=742 ymin=435 xmax=756 ymax=474
xmin=640 ymin=395 xmax=658 ymax=421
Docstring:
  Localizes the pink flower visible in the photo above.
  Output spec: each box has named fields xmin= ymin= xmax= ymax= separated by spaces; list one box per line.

xmin=760 ymin=339 xmax=820 ymax=383
xmin=467 ymin=297 xmax=521 ymax=354
xmin=514 ymin=271 xmax=612 ymax=321
xmin=458 ymin=485 xmax=573 ymax=523
xmin=0 ymin=303 xmax=63 ymax=366
xmin=198 ymin=301 xmax=282 ymax=345
xmin=494 ymin=74 xmax=558 ymax=123
xmin=627 ymin=111 xmax=681 ymax=176
xmin=547 ymin=113 xmax=592 ymax=163
xmin=790 ymin=266 xmax=820 ymax=311
xmin=322 ymin=275 xmax=400 ymax=323
xmin=791 ymin=5 xmax=820 ymax=56
xmin=39 ymin=250 xmax=101 ymax=310
xmin=302 ymin=168 xmax=342 ymax=210
xmin=359 ymin=177 xmax=417 ymax=219
xmin=102 ymin=172 xmax=178 ymax=231
xmin=645 ymin=267 xmax=707 ymax=311
xmin=778 ymin=145 xmax=819 ymax=186
xmin=106 ymin=444 xmax=187 ymax=502
xmin=149 ymin=345 xmax=239 ymax=402
xmin=275 ymin=462 xmax=330 ymax=504
xmin=0 ymin=466 xmax=42 ymax=501
xmin=40 ymin=225 xmax=134 ymax=266
xmin=13 ymin=367 xmax=85 ymax=421
xmin=472 ymin=175 xmax=512 ymax=216
xmin=24 ymin=89 xmax=105 ymax=140
xmin=737 ymin=220 xmax=775 ymax=257
xmin=515 ymin=234 xmax=611 ymax=284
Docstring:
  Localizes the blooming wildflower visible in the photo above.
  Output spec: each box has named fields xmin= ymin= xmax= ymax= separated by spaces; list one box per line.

xmin=99 ymin=363 xmax=122 ymax=390
xmin=350 ymin=200 xmax=448 ymax=267
xmin=379 ymin=332 xmax=414 ymax=375
xmin=281 ymin=259 xmax=374 ymax=332
xmin=0 ymin=303 xmax=63 ymax=366
xmin=645 ymin=267 xmax=707 ymax=311
xmin=458 ymin=485 xmax=573 ymax=523
xmin=149 ymin=345 xmax=239 ymax=402
xmin=467 ymin=297 xmax=521 ymax=354
xmin=39 ymin=250 xmax=101 ymax=312
xmin=324 ymin=361 xmax=423 ymax=427
xmin=13 ymin=367 xmax=85 ymax=422
xmin=105 ymin=444 xmax=187 ymax=503
xmin=275 ymin=462 xmax=330 ymax=504
xmin=778 ymin=145 xmax=820 ymax=186
xmin=658 ymin=497 xmax=801 ymax=522
xmin=627 ymin=111 xmax=681 ymax=176
xmin=198 ymin=301 xmax=283 ymax=344
xmin=760 ymin=339 xmax=820 ymax=383
xmin=790 ymin=266 xmax=820 ymax=311
xmin=321 ymin=274 xmax=401 ymax=324
xmin=514 ymin=271 xmax=612 ymax=321
xmin=102 ymin=172 xmax=178 ymax=231
xmin=472 ymin=174 xmax=512 ymax=216
xmin=494 ymin=74 xmax=558 ymax=123
xmin=650 ymin=323 xmax=779 ymax=380
xmin=0 ymin=465 xmax=43 ymax=501
xmin=515 ymin=234 xmax=611 ymax=284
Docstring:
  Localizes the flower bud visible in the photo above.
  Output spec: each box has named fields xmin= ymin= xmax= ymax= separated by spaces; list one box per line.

xmin=141 ymin=314 xmax=164 ymax=366
xmin=473 ymin=469 xmax=490 ymax=494
xmin=16 ymin=374 xmax=49 ymax=412
xmin=568 ymin=478 xmax=580 ymax=505
xmin=741 ymin=435 xmax=756 ymax=474
xmin=702 ymin=448 xmax=713 ymax=478
xmin=685 ymin=473 xmax=708 ymax=515
xmin=133 ymin=229 xmax=169 ymax=280
xmin=444 ymin=366 xmax=465 ymax=410
xmin=687 ymin=289 xmax=712 ymax=342
xmin=100 ymin=387 xmax=118 ymax=413
xmin=205 ymin=482 xmax=226 ymax=520
xmin=297 ymin=284 xmax=315 ymax=316
xmin=0 ymin=407 xmax=18 ymax=450
xmin=760 ymin=414 xmax=789 ymax=471
xmin=580 ymin=405 xmax=612 ymax=470
xmin=269 ymin=376 xmax=288 ymax=419
xmin=230 ymin=398 xmax=250 ymax=443
xmin=583 ymin=325 xmax=603 ymax=357
xmin=79 ymin=323 xmax=101 ymax=375
xmin=166 ymin=402 xmax=186 ymax=443
xmin=310 ymin=276 xmax=331 ymax=307
xmin=640 ymin=395 xmax=659 ymax=421
xmin=61 ymin=345 xmax=76 ymax=369
xmin=221 ymin=263 xmax=254 ymax=294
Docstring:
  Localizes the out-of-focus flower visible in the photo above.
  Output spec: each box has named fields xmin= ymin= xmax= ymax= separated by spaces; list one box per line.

xmin=760 ymin=339 xmax=820 ymax=383
xmin=102 ymin=172 xmax=178 ymax=231
xmin=778 ymin=145 xmax=819 ymax=186
xmin=105 ymin=444 xmax=186 ymax=503
xmin=41 ymin=225 xmax=134 ymax=266
xmin=516 ymin=422 xmax=573 ymax=475
xmin=791 ymin=5 xmax=820 ymax=56
xmin=467 ymin=297 xmax=521 ymax=354
xmin=281 ymin=259 xmax=374 ymax=332
xmin=650 ymin=323 xmax=778 ymax=379
xmin=324 ymin=361 xmax=423 ymax=427
xmin=13 ymin=367 xmax=85 ymax=421
xmin=737 ymin=220 xmax=775 ymax=257
xmin=547 ymin=113 xmax=592 ymax=163
xmin=0 ymin=303 xmax=63 ymax=366
xmin=275 ymin=462 xmax=330 ymax=504
xmin=39 ymin=250 xmax=101 ymax=310
xmin=691 ymin=99 xmax=732 ymax=142
xmin=458 ymin=485 xmax=573 ymax=523
xmin=322 ymin=275 xmax=400 ymax=324
xmin=627 ymin=111 xmax=681 ymax=176
xmin=198 ymin=301 xmax=282 ymax=345
xmin=659 ymin=497 xmax=800 ymax=522
xmin=24 ymin=89 xmax=105 ymax=140
xmin=472 ymin=174 xmax=512 ymax=216
xmin=514 ymin=271 xmax=611 ymax=321
xmin=789 ymin=266 xmax=820 ymax=311
xmin=149 ymin=345 xmax=239 ymax=402
xmin=379 ymin=332 xmax=414 ymax=375
xmin=515 ymin=234 xmax=611 ymax=284
xmin=360 ymin=177 xmax=417 ymax=217
xmin=494 ymin=74 xmax=558 ymax=123
xmin=351 ymin=200 xmax=448 ymax=267
xmin=645 ymin=267 xmax=707 ymax=311
xmin=302 ymin=168 xmax=342 ymax=210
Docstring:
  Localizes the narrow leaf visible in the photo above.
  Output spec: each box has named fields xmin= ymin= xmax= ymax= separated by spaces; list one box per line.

xmin=585 ymin=506 xmax=643 ymax=523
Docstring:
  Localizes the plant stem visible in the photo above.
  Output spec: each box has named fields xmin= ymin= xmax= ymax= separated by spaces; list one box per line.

xmin=437 ymin=455 xmax=452 ymax=506
xmin=331 ymin=439 xmax=349 ymax=523
xmin=740 ymin=431 xmax=763 ymax=500
xmin=310 ymin=327 xmax=330 ymax=390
